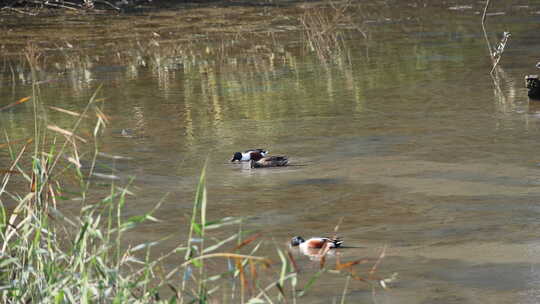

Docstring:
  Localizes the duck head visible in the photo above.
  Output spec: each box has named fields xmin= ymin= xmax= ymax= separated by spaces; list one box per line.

xmin=231 ymin=152 xmax=243 ymax=162
xmin=290 ymin=236 xmax=305 ymax=247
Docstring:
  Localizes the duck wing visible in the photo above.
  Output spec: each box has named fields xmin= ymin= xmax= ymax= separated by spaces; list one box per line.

xmin=244 ymin=148 xmax=268 ymax=154
xmin=267 ymin=155 xmax=288 ymax=166
xmin=325 ymin=237 xmax=343 ymax=248
xmin=267 ymin=155 xmax=287 ymax=162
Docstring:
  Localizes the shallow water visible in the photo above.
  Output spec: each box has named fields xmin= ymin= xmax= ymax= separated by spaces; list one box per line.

xmin=2 ymin=0 xmax=540 ymax=302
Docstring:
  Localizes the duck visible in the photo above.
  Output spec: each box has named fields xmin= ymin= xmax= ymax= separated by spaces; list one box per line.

xmin=526 ymin=74 xmax=540 ymax=100
xmin=290 ymin=236 xmax=343 ymax=251
xmin=230 ymin=149 xmax=268 ymax=162
xmin=250 ymin=154 xmax=288 ymax=168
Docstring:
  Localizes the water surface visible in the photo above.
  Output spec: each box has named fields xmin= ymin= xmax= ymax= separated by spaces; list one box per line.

xmin=2 ymin=1 xmax=540 ymax=302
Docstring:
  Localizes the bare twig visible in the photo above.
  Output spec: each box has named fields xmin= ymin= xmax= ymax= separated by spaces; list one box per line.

xmin=490 ymin=32 xmax=510 ymax=74
xmin=1 ymin=6 xmax=39 ymax=16
xmin=481 ymin=0 xmax=511 ymax=75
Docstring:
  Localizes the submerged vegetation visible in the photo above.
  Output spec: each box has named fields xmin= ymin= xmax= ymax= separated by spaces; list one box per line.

xmin=0 ymin=46 xmax=391 ymax=303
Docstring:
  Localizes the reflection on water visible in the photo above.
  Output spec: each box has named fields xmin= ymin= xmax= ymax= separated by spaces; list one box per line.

xmin=2 ymin=0 xmax=540 ymax=302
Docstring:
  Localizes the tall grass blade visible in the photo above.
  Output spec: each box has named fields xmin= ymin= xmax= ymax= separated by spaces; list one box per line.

xmin=202 ymin=233 xmax=238 ymax=254
xmin=340 ymin=275 xmax=351 ymax=304
xmin=276 ymin=248 xmax=288 ymax=289
xmin=369 ymin=245 xmax=387 ymax=277
xmin=287 ymin=250 xmax=299 ymax=274
xmin=185 ymin=163 xmax=207 ymax=259
xmin=298 ymin=269 xmax=324 ymax=297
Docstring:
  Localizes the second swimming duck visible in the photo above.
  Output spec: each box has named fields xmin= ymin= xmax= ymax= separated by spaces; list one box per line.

xmin=250 ymin=153 xmax=288 ymax=168
xmin=290 ymin=236 xmax=343 ymax=250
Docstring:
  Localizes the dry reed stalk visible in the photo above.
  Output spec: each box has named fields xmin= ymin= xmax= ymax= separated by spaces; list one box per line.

xmin=300 ymin=0 xmax=356 ymax=63
xmin=24 ymin=43 xmax=42 ymax=71
xmin=335 ymin=258 xmax=370 ymax=271
xmin=236 ymin=257 xmax=247 ymax=302
xmin=481 ymin=0 xmax=511 ymax=75
xmin=47 ymin=125 xmax=88 ymax=143
xmin=287 ymin=250 xmax=300 ymax=273
xmin=368 ymin=245 xmax=386 ymax=277
xmin=0 ymin=138 xmax=32 ymax=149
xmin=0 ymin=96 xmax=31 ymax=112
xmin=233 ymin=232 xmax=262 ymax=251
xmin=48 ymin=106 xmax=88 ymax=118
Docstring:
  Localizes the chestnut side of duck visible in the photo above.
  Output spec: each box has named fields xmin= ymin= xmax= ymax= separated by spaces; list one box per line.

xmin=290 ymin=236 xmax=343 ymax=249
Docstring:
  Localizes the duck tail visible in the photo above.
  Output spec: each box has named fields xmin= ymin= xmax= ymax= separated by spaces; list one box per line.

xmin=331 ymin=237 xmax=343 ymax=248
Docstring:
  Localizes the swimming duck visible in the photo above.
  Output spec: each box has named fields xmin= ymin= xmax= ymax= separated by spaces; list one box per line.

xmin=230 ymin=149 xmax=268 ymax=162
xmin=526 ymin=75 xmax=540 ymax=99
xmin=290 ymin=236 xmax=343 ymax=251
xmin=250 ymin=154 xmax=288 ymax=168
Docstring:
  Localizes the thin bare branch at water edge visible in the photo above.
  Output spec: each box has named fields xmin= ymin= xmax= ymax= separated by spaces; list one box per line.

xmin=481 ymin=0 xmax=511 ymax=75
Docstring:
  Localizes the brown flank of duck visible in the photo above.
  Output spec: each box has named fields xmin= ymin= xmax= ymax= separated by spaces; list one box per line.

xmin=250 ymin=153 xmax=288 ymax=168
